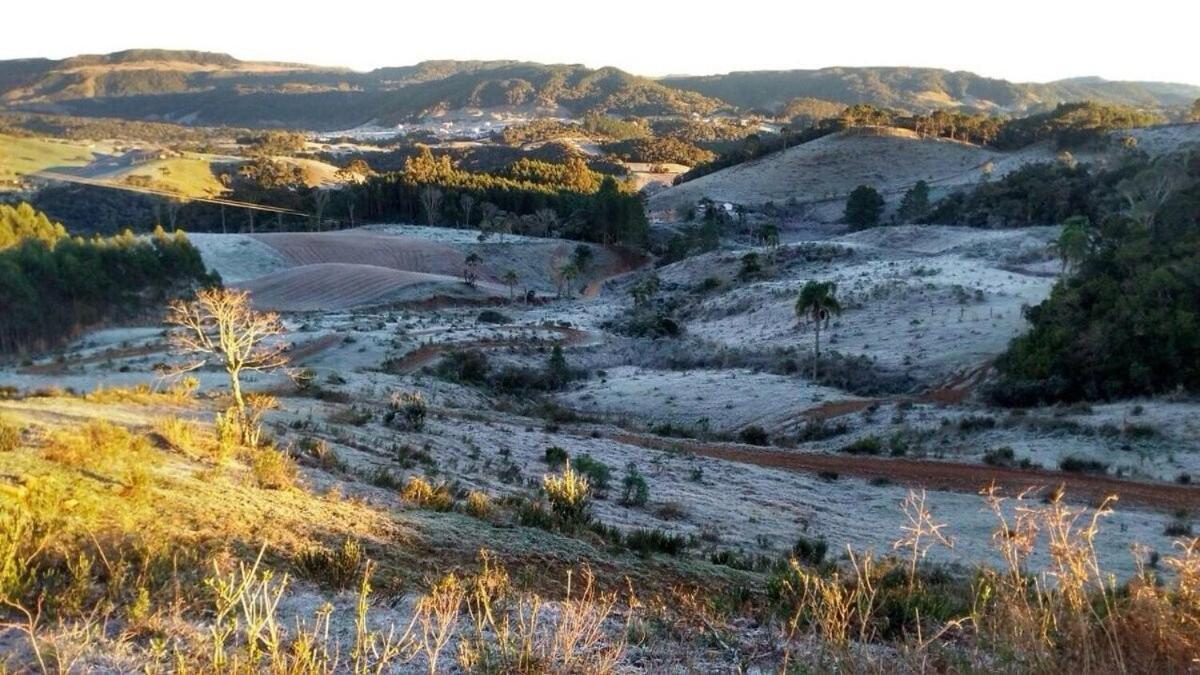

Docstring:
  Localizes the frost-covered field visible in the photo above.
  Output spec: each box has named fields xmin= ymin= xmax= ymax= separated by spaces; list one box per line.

xmin=4 ymin=221 xmax=1197 ymax=583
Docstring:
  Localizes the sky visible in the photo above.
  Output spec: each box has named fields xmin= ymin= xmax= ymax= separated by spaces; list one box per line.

xmin=5 ymin=0 xmax=1198 ymax=85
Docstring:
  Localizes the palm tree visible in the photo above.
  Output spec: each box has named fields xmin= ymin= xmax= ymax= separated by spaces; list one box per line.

xmin=502 ymin=269 xmax=519 ymax=301
xmin=795 ymin=281 xmax=842 ymax=380
xmin=557 ymin=262 xmax=580 ymax=299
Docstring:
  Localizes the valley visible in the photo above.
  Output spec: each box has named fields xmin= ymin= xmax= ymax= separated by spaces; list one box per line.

xmin=1 ymin=43 xmax=1199 ymax=673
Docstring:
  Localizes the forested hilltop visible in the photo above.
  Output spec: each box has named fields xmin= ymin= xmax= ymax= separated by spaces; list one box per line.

xmin=0 ymin=203 xmax=214 ymax=354
xmin=662 ymin=67 xmax=1200 ymax=115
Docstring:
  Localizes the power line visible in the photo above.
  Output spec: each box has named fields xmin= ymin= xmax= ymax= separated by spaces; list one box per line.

xmin=30 ymin=170 xmax=312 ymax=217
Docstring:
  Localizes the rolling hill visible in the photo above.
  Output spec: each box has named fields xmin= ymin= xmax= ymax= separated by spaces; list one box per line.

xmin=2 ymin=51 xmax=1196 ymax=131
xmin=647 ymin=126 xmax=1020 ymax=216
xmin=0 ymin=51 xmax=724 ymax=129
xmin=648 ymin=122 xmax=1200 ymax=218
xmin=661 ymin=67 xmax=1200 ymax=115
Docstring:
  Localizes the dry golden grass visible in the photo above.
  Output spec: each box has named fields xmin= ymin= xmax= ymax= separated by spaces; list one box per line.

xmin=401 ymin=476 xmax=454 ymax=511
xmin=3 ymin=394 xmax=1199 ymax=673
xmin=465 ymin=490 xmax=492 ymax=518
xmin=0 ymin=416 xmax=21 ymax=453
xmin=249 ymin=447 xmax=298 ymax=490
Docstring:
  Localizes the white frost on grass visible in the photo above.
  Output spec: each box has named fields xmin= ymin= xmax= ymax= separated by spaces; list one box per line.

xmin=188 ymin=232 xmax=291 ymax=283
xmin=560 ymin=366 xmax=854 ymax=432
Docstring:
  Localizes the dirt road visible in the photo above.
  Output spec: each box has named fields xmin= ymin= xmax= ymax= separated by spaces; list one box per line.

xmin=613 ymin=432 xmax=1200 ymax=513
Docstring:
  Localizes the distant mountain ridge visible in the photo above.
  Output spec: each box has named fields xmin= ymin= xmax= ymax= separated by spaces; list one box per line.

xmin=0 ymin=51 xmax=723 ymax=129
xmin=0 ymin=50 xmax=1196 ymax=130
xmin=661 ymin=67 xmax=1200 ymax=114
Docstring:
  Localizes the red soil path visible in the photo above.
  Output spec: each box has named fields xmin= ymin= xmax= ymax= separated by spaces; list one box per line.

xmin=612 ymin=432 xmax=1200 ymax=513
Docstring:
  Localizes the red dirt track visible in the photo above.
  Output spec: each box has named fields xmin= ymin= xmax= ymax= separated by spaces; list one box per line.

xmin=613 ymin=433 xmax=1200 ymax=513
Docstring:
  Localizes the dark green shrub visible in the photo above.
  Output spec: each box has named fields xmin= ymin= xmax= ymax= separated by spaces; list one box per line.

xmin=620 ymin=463 xmax=649 ymax=507
xmin=572 ymin=453 xmax=612 ymax=490
xmin=983 ymin=446 xmax=1016 ymax=466
xmin=1059 ymin=456 xmax=1108 ymax=474
xmin=792 ymin=534 xmax=828 ymax=566
xmin=739 ymin=425 xmax=770 ymax=446
xmin=544 ymin=445 xmax=569 ymax=467
xmin=624 ymin=528 xmax=688 ymax=557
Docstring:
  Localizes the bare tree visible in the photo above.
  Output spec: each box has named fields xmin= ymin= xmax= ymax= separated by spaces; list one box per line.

xmin=459 ymin=194 xmax=476 ymax=228
xmin=166 ymin=288 xmax=289 ymax=434
xmin=478 ymin=202 xmax=501 ymax=240
xmin=419 ymin=185 xmax=444 ymax=227
xmin=312 ymin=189 xmax=330 ymax=232
xmin=527 ymin=208 xmax=560 ymax=238
xmin=1118 ymin=157 xmax=1188 ymax=231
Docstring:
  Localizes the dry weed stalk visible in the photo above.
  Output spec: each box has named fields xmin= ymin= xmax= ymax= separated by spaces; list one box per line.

xmin=455 ymin=551 xmax=625 ymax=674
xmin=893 ymin=488 xmax=955 ymax=590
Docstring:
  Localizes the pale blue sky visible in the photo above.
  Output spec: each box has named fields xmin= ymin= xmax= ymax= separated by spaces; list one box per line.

xmin=6 ymin=0 xmax=1198 ymax=85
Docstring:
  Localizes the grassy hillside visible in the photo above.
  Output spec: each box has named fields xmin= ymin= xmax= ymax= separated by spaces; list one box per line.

xmin=106 ymin=156 xmax=228 ymax=197
xmin=0 ymin=133 xmax=96 ymax=184
xmin=648 ymin=127 xmax=1013 ymax=213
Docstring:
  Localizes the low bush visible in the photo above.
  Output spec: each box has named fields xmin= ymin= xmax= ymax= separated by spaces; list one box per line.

xmin=544 ymin=445 xmax=569 ymax=468
xmin=251 ymin=448 xmax=298 ymax=490
xmin=436 ymin=349 xmax=491 ymax=383
xmin=401 ymin=476 xmax=454 ymax=510
xmin=839 ymin=436 xmax=883 ymax=455
xmin=792 ymin=534 xmax=828 ymax=566
xmin=1059 ymin=456 xmax=1109 ymax=474
xmin=620 ymin=463 xmax=649 ymax=507
xmin=154 ymin=415 xmax=204 ymax=458
xmin=543 ymin=463 xmax=591 ymax=528
xmin=572 ymin=453 xmax=612 ymax=490
xmin=300 ymin=437 xmax=344 ymax=472
xmin=739 ymin=425 xmax=770 ymax=446
xmin=957 ymin=416 xmax=997 ymax=433
xmin=465 ymin=490 xmax=492 ymax=518
xmin=1164 ymin=517 xmax=1193 ymax=537
xmin=794 ymin=420 xmax=849 ymax=443
xmin=295 ymin=538 xmax=364 ymax=590
xmin=624 ymin=528 xmax=688 ymax=557
xmin=387 ymin=391 xmax=428 ymax=431
xmin=476 ymin=309 xmax=512 ymax=324
xmin=44 ymin=420 xmax=151 ymax=468
xmin=983 ymin=446 xmax=1016 ymax=467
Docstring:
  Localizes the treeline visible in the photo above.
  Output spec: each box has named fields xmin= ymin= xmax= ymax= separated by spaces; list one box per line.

xmin=497 ymin=119 xmax=579 ymax=146
xmin=678 ymin=101 xmax=1168 ymax=187
xmin=601 ymin=137 xmax=715 ymax=166
xmin=0 ymin=111 xmax=251 ymax=146
xmin=0 ymin=202 xmax=67 ymax=249
xmin=0 ymin=205 xmax=215 ymax=354
xmin=986 ymin=152 xmax=1200 ymax=402
xmin=841 ymin=101 xmax=1163 ymax=149
xmin=927 ymin=162 xmax=1109 ymax=228
xmin=675 ymin=123 xmax=839 ymax=184
xmin=345 ymin=148 xmax=649 ymax=246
